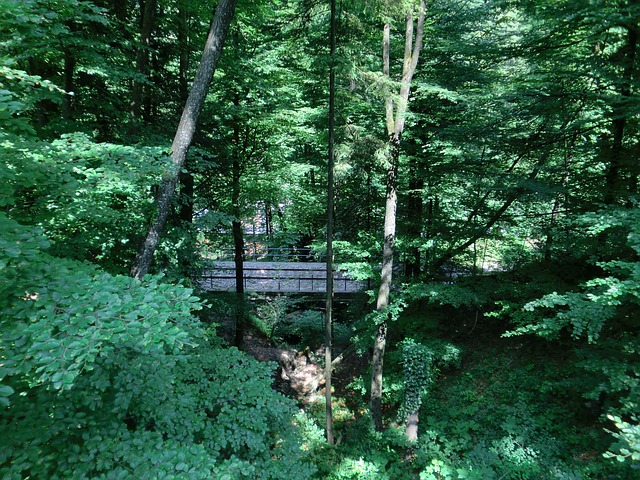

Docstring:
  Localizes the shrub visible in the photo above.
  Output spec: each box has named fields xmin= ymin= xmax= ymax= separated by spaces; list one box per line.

xmin=0 ymin=214 xmax=315 ymax=479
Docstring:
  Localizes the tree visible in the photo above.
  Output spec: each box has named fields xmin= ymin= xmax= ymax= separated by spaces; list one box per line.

xmin=130 ymin=0 xmax=157 ymax=122
xmin=232 ymin=91 xmax=246 ymax=348
xmin=131 ymin=0 xmax=237 ymax=279
xmin=370 ymin=0 xmax=426 ymax=432
xmin=324 ymin=0 xmax=337 ymax=446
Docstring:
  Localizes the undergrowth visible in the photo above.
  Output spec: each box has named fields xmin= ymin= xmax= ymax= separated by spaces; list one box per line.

xmin=297 ymin=321 xmax=636 ymax=479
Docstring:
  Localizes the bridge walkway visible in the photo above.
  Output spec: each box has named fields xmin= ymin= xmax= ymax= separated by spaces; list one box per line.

xmin=197 ymin=261 xmax=368 ymax=294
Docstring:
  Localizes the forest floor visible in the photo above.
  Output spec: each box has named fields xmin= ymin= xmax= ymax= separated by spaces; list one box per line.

xmin=244 ymin=330 xmax=327 ymax=401
xmin=216 ymin=313 xmax=337 ymax=403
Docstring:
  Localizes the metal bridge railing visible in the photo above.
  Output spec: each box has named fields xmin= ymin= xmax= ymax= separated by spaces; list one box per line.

xmin=198 ymin=263 xmax=368 ymax=293
xmin=210 ymin=247 xmax=322 ymax=263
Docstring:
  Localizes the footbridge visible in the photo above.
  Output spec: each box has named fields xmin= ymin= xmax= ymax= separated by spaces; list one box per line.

xmin=198 ymin=261 xmax=368 ymax=294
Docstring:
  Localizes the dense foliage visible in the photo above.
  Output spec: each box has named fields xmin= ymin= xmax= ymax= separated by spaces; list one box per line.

xmin=1 ymin=0 xmax=638 ymax=478
xmin=0 ymin=213 xmax=315 ymax=478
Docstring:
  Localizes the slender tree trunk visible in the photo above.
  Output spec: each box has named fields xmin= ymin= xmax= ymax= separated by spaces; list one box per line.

xmin=604 ymin=3 xmax=637 ymax=204
xmin=265 ymin=203 xmax=272 ymax=237
xmin=130 ymin=0 xmax=157 ymax=121
xmin=325 ymin=0 xmax=336 ymax=446
xmin=277 ymin=206 xmax=286 ymax=232
xmin=177 ymin=27 xmax=194 ymax=227
xmin=370 ymin=0 xmax=426 ymax=433
xmin=131 ymin=0 xmax=237 ymax=279
xmin=232 ymin=116 xmax=245 ymax=348
xmin=544 ymin=134 xmax=575 ymax=261
xmin=173 ymin=2 xmax=194 ymax=272
xmin=544 ymin=197 xmax=560 ymax=261
xmin=178 ymin=0 xmax=190 ymax=106
xmin=146 ymin=50 xmax=162 ymax=120
xmin=232 ymin=216 xmax=245 ymax=347
xmin=62 ymin=50 xmax=75 ymax=121
xmin=424 ymin=196 xmax=436 ymax=265
xmin=61 ymin=18 xmax=77 ymax=121
xmin=366 ymin=165 xmax=372 ymax=232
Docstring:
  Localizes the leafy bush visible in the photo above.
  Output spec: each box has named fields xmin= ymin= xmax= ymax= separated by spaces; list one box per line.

xmin=0 ymin=214 xmax=315 ymax=479
xmin=0 ymin=131 xmax=171 ymax=273
xmin=504 ymin=205 xmax=640 ymax=466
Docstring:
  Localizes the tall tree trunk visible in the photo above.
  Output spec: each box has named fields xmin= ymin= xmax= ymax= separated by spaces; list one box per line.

xmin=424 ymin=196 xmax=437 ymax=266
xmin=366 ymin=165 xmax=372 ymax=232
xmin=406 ymin=412 xmax=419 ymax=443
xmin=232 ymin=116 xmax=245 ymax=348
xmin=176 ymin=1 xmax=193 ymax=226
xmin=62 ymin=50 xmax=75 ymax=121
xmin=325 ymin=0 xmax=336 ymax=446
xmin=178 ymin=0 xmax=190 ymax=105
xmin=144 ymin=51 xmax=160 ymax=120
xmin=370 ymin=0 xmax=426 ymax=433
xmin=232 ymin=213 xmax=245 ymax=347
xmin=544 ymin=196 xmax=560 ymax=261
xmin=131 ymin=0 xmax=237 ymax=279
xmin=130 ymin=0 xmax=157 ymax=121
xmin=604 ymin=3 xmax=638 ymax=204
xmin=265 ymin=203 xmax=272 ymax=237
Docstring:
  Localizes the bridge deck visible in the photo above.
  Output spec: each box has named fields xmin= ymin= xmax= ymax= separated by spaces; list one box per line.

xmin=198 ymin=261 xmax=367 ymax=293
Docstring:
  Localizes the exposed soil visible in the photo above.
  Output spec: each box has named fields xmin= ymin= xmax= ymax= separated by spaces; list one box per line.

xmin=215 ymin=313 xmax=327 ymax=402
xmin=243 ymin=330 xmax=326 ymax=401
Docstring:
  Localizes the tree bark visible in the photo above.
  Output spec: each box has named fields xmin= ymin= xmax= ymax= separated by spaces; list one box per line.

xmin=604 ymin=3 xmax=638 ymax=204
xmin=265 ymin=203 xmax=272 ymax=237
xmin=130 ymin=0 xmax=157 ymax=121
xmin=370 ymin=0 xmax=426 ymax=433
xmin=232 ymin=121 xmax=245 ymax=348
xmin=177 ymin=0 xmax=190 ymax=106
xmin=131 ymin=0 xmax=237 ymax=279
xmin=406 ymin=411 xmax=419 ymax=442
xmin=325 ymin=0 xmax=336 ymax=446
xmin=232 ymin=218 xmax=245 ymax=347
xmin=62 ymin=49 xmax=75 ymax=121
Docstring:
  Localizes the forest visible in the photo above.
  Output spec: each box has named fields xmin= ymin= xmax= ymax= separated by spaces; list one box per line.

xmin=0 ymin=0 xmax=639 ymax=478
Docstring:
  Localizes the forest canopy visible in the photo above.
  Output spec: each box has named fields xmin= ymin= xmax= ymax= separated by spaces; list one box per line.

xmin=0 ymin=0 xmax=638 ymax=478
